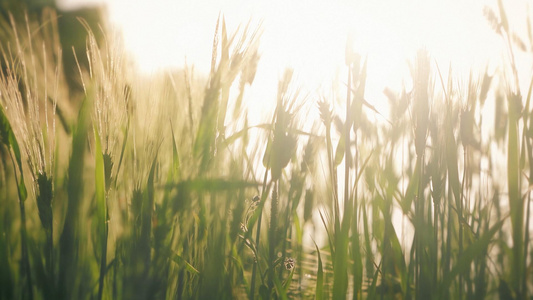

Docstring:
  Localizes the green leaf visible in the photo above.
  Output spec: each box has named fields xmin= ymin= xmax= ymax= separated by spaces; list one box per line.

xmin=262 ymin=138 xmax=272 ymax=168
xmin=401 ymin=158 xmax=419 ymax=214
xmin=282 ymin=268 xmax=294 ymax=293
xmin=59 ymin=90 xmax=92 ymax=299
xmin=385 ymin=217 xmax=408 ymax=294
xmin=273 ymin=274 xmax=289 ymax=300
xmin=508 ymin=92 xmax=524 ymax=294
xmin=113 ymin=119 xmax=129 ymax=187
xmin=479 ymin=68 xmax=493 ymax=108
xmin=225 ymin=123 xmax=271 ymax=146
xmin=445 ymin=109 xmax=461 ymax=204
xmin=170 ymin=121 xmax=181 ymax=181
xmin=94 ymin=128 xmax=106 ymax=238
xmin=171 ymin=253 xmax=200 ymax=275
xmin=334 ymin=136 xmax=345 ymax=167
xmin=0 ymin=106 xmax=27 ymax=201
xmin=332 ymin=234 xmax=349 ymax=299
xmin=314 ymin=242 xmax=324 ymax=300
xmin=440 ymin=219 xmax=505 ymax=293
xmin=94 ymin=128 xmax=108 ymax=300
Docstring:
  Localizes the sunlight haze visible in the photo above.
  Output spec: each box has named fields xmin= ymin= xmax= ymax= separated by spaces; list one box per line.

xmin=3 ymin=0 xmax=533 ymax=297
xmin=56 ymin=0 xmax=529 ymax=120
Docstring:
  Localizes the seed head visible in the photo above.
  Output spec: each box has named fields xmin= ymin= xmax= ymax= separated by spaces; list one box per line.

xmin=240 ymin=222 xmax=248 ymax=233
xmin=284 ymin=257 xmax=295 ymax=271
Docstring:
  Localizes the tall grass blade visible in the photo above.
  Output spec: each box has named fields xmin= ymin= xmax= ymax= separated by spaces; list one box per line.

xmin=440 ymin=219 xmax=505 ymax=293
xmin=0 ymin=106 xmax=27 ymax=201
xmin=314 ymin=242 xmax=324 ymax=300
xmin=507 ymin=92 xmax=524 ymax=297
xmin=58 ymin=92 xmax=92 ymax=300
xmin=94 ymin=128 xmax=107 ymax=300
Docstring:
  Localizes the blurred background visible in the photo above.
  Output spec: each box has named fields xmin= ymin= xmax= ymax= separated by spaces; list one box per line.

xmin=4 ymin=0 xmax=532 ymax=119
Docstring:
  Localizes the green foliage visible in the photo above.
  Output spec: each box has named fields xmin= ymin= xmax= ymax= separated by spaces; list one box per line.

xmin=0 ymin=3 xmax=532 ymax=300
xmin=0 ymin=105 xmax=27 ymax=201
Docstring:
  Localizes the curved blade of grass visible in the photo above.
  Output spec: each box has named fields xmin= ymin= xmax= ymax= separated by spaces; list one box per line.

xmin=318 ymin=209 xmax=334 ymax=259
xmin=169 ymin=120 xmax=181 ymax=180
xmin=282 ymin=269 xmax=294 ymax=293
xmin=245 ymin=182 xmax=272 ymax=240
xmin=94 ymin=128 xmax=106 ymax=240
xmin=59 ymin=91 xmax=91 ymax=299
xmin=94 ymin=128 xmax=107 ymax=300
xmin=171 ymin=253 xmax=200 ymax=275
xmin=313 ymin=241 xmax=324 ymax=300
xmin=140 ymin=153 xmax=158 ymax=271
xmin=273 ymin=274 xmax=289 ymax=300
xmin=0 ymin=97 xmax=34 ymax=297
xmin=112 ymin=117 xmax=129 ymax=188
xmin=0 ymin=105 xmax=27 ymax=201
xmin=385 ymin=216 xmax=408 ymax=295
xmin=334 ymin=135 xmax=345 ymax=167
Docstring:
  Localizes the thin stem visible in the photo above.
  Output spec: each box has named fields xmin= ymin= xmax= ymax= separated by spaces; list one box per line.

xmin=344 ymin=67 xmax=351 ymax=228
xmin=415 ymin=154 xmax=423 ymax=299
xmin=523 ymin=191 xmax=531 ymax=298
xmin=9 ymin=152 xmax=33 ymax=300
xmin=268 ymin=181 xmax=279 ymax=291
xmin=98 ymin=202 xmax=109 ymax=300
xmin=458 ymin=147 xmax=467 ymax=298
xmin=249 ymin=168 xmax=270 ymax=300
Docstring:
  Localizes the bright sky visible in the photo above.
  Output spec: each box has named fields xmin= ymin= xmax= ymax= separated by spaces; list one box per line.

xmin=56 ymin=0 xmax=531 ymax=120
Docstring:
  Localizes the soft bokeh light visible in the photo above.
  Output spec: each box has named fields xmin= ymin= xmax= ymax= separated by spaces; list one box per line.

xmin=56 ymin=0 xmax=530 ymax=120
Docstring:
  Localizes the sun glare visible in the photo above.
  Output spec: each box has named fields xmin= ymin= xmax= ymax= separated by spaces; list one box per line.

xmin=56 ymin=0 xmax=530 ymax=121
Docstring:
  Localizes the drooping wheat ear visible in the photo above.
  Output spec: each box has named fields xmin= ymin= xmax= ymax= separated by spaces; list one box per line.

xmin=317 ymin=99 xmax=332 ymax=128
xmin=483 ymin=7 xmax=501 ymax=35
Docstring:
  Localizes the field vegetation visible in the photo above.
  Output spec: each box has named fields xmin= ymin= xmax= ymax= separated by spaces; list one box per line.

xmin=0 ymin=2 xmax=532 ymax=299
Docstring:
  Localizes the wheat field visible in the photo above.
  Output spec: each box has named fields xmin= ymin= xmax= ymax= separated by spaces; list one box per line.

xmin=0 ymin=1 xmax=532 ymax=299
